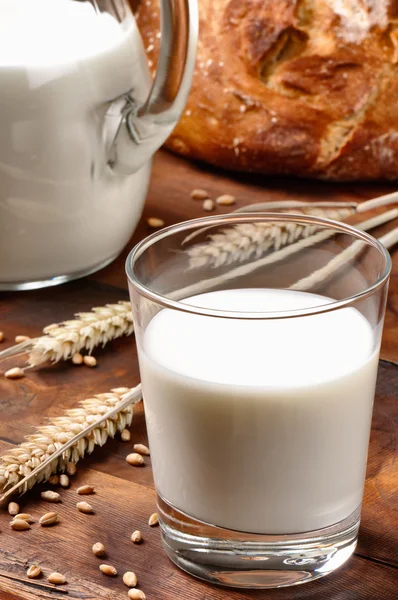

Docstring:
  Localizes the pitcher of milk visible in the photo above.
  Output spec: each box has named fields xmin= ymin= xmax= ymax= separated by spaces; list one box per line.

xmin=0 ymin=0 xmax=197 ymax=290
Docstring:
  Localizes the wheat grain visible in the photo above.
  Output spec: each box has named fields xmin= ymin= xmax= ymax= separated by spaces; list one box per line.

xmin=121 ymin=429 xmax=131 ymax=442
xmin=15 ymin=335 xmax=30 ymax=343
xmin=5 ymin=367 xmax=25 ymax=379
xmin=216 ymin=194 xmax=236 ymax=206
xmin=123 ymin=572 xmax=138 ymax=587
xmin=39 ymin=512 xmax=59 ymax=526
xmin=0 ymin=387 xmax=137 ymax=495
xmin=48 ymin=573 xmax=66 ymax=585
xmin=41 ymin=490 xmax=61 ymax=502
xmin=0 ymin=301 xmax=134 ymax=368
xmin=76 ymin=501 xmax=94 ymax=514
xmin=27 ymin=565 xmax=41 ymax=579
xmin=72 ymin=353 xmax=83 ymax=365
xmin=131 ymin=530 xmax=143 ymax=543
xmin=126 ymin=453 xmax=145 ymax=466
xmin=191 ymin=189 xmax=210 ymax=200
xmin=133 ymin=444 xmax=150 ymax=456
xmin=128 ymin=590 xmax=146 ymax=600
xmin=187 ymin=206 xmax=354 ymax=268
xmin=203 ymin=199 xmax=215 ymax=212
xmin=10 ymin=518 xmax=31 ymax=530
xmin=99 ymin=564 xmax=117 ymax=576
xmin=92 ymin=542 xmax=106 ymax=557
xmin=59 ymin=473 xmax=69 ymax=488
xmin=15 ymin=513 xmax=34 ymax=522
xmin=8 ymin=501 xmax=19 ymax=515
xmin=148 ymin=512 xmax=159 ymax=526
xmin=147 ymin=217 xmax=165 ymax=228
xmin=77 ymin=485 xmax=95 ymax=495
xmin=83 ymin=355 xmax=97 ymax=368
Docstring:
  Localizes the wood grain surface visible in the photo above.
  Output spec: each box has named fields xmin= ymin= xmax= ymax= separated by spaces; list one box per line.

xmin=0 ymin=150 xmax=397 ymax=600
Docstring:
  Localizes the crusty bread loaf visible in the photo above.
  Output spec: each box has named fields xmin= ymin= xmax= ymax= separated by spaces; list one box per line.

xmin=136 ymin=0 xmax=398 ymax=181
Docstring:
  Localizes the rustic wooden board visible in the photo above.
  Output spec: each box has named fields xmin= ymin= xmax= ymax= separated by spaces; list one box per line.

xmin=0 ymin=150 xmax=397 ymax=599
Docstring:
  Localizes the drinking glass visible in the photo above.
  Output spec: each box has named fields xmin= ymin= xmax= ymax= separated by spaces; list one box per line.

xmin=126 ymin=213 xmax=391 ymax=589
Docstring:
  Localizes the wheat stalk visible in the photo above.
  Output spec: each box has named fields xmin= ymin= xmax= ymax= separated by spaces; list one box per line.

xmin=0 ymin=385 xmax=141 ymax=499
xmin=0 ymin=301 xmax=134 ymax=368
xmin=186 ymin=206 xmax=355 ymax=268
xmin=291 ymin=225 xmax=398 ymax=292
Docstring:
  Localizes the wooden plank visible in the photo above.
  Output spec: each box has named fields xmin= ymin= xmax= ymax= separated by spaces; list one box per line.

xmin=0 ymin=468 xmax=397 ymax=600
xmin=0 ymin=150 xmax=397 ymax=600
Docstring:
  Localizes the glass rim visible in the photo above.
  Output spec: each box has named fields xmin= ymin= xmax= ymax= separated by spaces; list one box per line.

xmin=126 ymin=212 xmax=392 ymax=320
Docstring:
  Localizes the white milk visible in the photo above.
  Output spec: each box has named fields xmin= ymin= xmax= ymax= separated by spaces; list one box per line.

xmin=139 ymin=289 xmax=379 ymax=535
xmin=0 ymin=0 xmax=151 ymax=283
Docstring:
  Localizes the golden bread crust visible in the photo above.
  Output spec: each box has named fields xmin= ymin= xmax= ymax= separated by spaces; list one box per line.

xmin=136 ymin=0 xmax=398 ymax=180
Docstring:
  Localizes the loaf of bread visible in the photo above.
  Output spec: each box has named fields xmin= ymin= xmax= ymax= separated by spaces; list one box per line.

xmin=136 ymin=1 xmax=398 ymax=181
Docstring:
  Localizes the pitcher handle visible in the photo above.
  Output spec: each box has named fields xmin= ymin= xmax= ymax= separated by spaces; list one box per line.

xmin=109 ymin=0 xmax=198 ymax=175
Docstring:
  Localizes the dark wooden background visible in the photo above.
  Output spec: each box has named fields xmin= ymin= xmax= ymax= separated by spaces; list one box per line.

xmin=0 ymin=150 xmax=397 ymax=600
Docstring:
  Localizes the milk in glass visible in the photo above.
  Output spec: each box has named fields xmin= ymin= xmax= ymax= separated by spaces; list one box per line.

xmin=139 ymin=289 xmax=378 ymax=534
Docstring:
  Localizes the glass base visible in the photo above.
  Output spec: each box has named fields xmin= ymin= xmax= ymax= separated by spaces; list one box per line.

xmin=158 ymin=494 xmax=360 ymax=589
xmin=0 ymin=253 xmax=119 ymax=291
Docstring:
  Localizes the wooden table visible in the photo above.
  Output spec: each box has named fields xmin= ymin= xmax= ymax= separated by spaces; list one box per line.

xmin=0 ymin=150 xmax=397 ymax=600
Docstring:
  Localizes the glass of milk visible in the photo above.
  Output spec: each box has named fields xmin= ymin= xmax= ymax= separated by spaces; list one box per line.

xmin=126 ymin=213 xmax=391 ymax=589
xmin=0 ymin=0 xmax=197 ymax=290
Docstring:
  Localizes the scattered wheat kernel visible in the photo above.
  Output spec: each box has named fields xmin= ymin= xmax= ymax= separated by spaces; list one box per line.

xmin=83 ymin=355 xmax=97 ymax=367
xmin=0 ymin=331 xmax=4 ymax=342
xmin=15 ymin=513 xmax=34 ymax=523
xmin=5 ymin=367 xmax=25 ymax=379
xmin=126 ymin=453 xmax=145 ymax=466
xmin=123 ymin=571 xmax=138 ymax=587
xmin=148 ymin=512 xmax=159 ymax=527
xmin=99 ymin=564 xmax=117 ymax=576
xmin=39 ymin=512 xmax=59 ymax=526
xmin=133 ymin=444 xmax=150 ymax=456
xmin=72 ymin=352 xmax=83 ymax=365
xmin=131 ymin=530 xmax=143 ymax=544
xmin=77 ymin=485 xmax=95 ymax=495
xmin=203 ymin=199 xmax=214 ymax=212
xmin=147 ymin=217 xmax=165 ymax=228
xmin=76 ymin=501 xmax=94 ymax=514
xmin=41 ymin=490 xmax=61 ymax=503
xmin=191 ymin=188 xmax=209 ymax=200
xmin=121 ymin=429 xmax=131 ymax=442
xmin=10 ymin=519 xmax=31 ymax=531
xmin=59 ymin=474 xmax=70 ymax=488
xmin=15 ymin=335 xmax=30 ymax=343
xmin=27 ymin=565 xmax=41 ymax=579
xmin=66 ymin=462 xmax=77 ymax=476
xmin=8 ymin=502 xmax=20 ymax=516
xmin=92 ymin=542 xmax=106 ymax=557
xmin=128 ymin=590 xmax=146 ymax=600
xmin=48 ymin=475 xmax=59 ymax=486
xmin=216 ymin=194 xmax=236 ymax=206
xmin=48 ymin=573 xmax=66 ymax=585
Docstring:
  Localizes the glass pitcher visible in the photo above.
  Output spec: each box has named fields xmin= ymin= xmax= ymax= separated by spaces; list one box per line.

xmin=0 ymin=0 xmax=197 ymax=290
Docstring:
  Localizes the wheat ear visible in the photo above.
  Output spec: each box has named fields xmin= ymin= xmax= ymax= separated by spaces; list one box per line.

xmin=186 ymin=190 xmax=398 ymax=268
xmin=186 ymin=206 xmax=355 ymax=268
xmin=0 ymin=301 xmax=134 ymax=368
xmin=173 ymin=209 xmax=398 ymax=301
xmin=0 ymin=385 xmax=141 ymax=500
